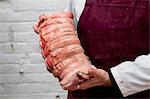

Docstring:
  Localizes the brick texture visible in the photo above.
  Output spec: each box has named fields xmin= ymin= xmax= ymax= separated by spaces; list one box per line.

xmin=0 ymin=0 xmax=69 ymax=99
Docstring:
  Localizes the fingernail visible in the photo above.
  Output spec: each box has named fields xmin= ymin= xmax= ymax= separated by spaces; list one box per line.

xmin=77 ymin=85 xmax=80 ymax=89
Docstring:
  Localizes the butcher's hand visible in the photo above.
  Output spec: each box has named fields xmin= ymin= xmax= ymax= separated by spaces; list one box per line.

xmin=72 ymin=66 xmax=112 ymax=91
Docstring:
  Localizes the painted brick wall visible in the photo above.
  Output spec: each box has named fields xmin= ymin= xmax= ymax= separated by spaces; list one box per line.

xmin=0 ymin=0 xmax=69 ymax=99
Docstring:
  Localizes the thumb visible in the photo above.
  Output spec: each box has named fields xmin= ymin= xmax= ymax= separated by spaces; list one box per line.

xmin=79 ymin=78 xmax=96 ymax=90
xmin=88 ymin=65 xmax=98 ymax=76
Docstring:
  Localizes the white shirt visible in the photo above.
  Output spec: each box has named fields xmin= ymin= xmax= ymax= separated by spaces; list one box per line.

xmin=64 ymin=0 xmax=150 ymax=97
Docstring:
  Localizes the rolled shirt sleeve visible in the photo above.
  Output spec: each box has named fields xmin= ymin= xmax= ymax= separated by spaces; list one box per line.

xmin=64 ymin=0 xmax=86 ymax=29
xmin=64 ymin=0 xmax=78 ymax=29
xmin=110 ymin=54 xmax=150 ymax=97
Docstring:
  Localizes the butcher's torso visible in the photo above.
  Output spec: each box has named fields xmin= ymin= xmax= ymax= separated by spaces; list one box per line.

xmin=68 ymin=0 xmax=149 ymax=98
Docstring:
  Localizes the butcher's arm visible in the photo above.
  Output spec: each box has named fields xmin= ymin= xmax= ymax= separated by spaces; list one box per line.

xmin=110 ymin=54 xmax=150 ymax=97
xmin=78 ymin=54 xmax=150 ymax=97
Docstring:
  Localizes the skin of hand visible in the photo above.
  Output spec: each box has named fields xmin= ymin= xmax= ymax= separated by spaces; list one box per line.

xmin=71 ymin=65 xmax=112 ymax=91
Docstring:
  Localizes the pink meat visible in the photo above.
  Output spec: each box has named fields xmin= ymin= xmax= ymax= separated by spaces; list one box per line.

xmin=41 ymin=23 xmax=75 ymax=42
xmin=45 ymin=32 xmax=77 ymax=45
xmin=58 ymin=53 xmax=89 ymax=78
xmin=39 ymin=11 xmax=73 ymax=23
xmin=34 ymin=11 xmax=91 ymax=90
xmin=45 ymin=44 xmax=84 ymax=69
xmin=39 ymin=18 xmax=74 ymax=31
xmin=46 ymin=37 xmax=81 ymax=54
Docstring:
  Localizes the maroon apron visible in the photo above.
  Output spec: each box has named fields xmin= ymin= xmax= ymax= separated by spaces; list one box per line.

xmin=68 ymin=0 xmax=149 ymax=98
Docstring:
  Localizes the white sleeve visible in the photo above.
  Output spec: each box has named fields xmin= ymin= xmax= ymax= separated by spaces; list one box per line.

xmin=64 ymin=0 xmax=74 ymax=12
xmin=64 ymin=0 xmax=77 ymax=29
xmin=111 ymin=54 xmax=150 ymax=97
xmin=64 ymin=0 xmax=86 ymax=29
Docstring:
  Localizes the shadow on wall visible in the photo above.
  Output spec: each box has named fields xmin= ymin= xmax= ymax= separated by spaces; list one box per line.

xmin=0 ymin=0 xmax=9 ymax=1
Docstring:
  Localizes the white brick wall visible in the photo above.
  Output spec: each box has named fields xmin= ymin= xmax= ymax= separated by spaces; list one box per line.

xmin=0 ymin=0 xmax=69 ymax=99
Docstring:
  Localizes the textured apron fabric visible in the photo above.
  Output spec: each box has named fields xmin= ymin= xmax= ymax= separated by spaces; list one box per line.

xmin=68 ymin=0 xmax=149 ymax=98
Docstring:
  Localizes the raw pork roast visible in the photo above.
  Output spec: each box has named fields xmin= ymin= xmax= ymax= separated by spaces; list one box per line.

xmin=34 ymin=11 xmax=91 ymax=89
